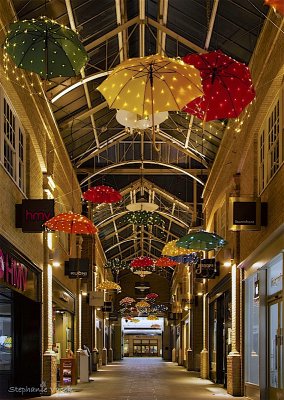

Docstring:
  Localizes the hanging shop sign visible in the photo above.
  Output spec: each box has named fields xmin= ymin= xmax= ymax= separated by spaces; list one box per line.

xmin=88 ymin=291 xmax=104 ymax=307
xmin=102 ymin=301 xmax=113 ymax=312
xmin=228 ymin=197 xmax=261 ymax=231
xmin=16 ymin=199 xmax=55 ymax=232
xmin=64 ymin=258 xmax=89 ymax=279
xmin=194 ymin=258 xmax=220 ymax=279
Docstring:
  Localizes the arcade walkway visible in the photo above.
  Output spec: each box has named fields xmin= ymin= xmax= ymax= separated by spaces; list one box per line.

xmin=45 ymin=358 xmax=246 ymax=400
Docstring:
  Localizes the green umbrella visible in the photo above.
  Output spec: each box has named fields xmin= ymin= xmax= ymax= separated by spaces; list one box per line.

xmin=176 ymin=230 xmax=227 ymax=251
xmin=4 ymin=17 xmax=88 ymax=79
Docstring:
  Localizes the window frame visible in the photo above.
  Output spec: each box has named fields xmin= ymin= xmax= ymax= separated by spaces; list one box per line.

xmin=258 ymin=87 xmax=283 ymax=194
xmin=0 ymin=87 xmax=26 ymax=193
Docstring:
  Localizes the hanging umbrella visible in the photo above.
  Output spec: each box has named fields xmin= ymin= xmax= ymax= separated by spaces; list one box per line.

xmin=97 ymin=280 xmax=121 ymax=291
xmin=83 ymin=185 xmax=122 ymax=204
xmin=155 ymin=257 xmax=177 ymax=267
xmin=162 ymin=240 xmax=194 ymax=256
xmin=123 ymin=211 xmax=165 ymax=227
xmin=145 ymin=293 xmax=159 ymax=301
xmin=97 ymin=54 xmax=202 ymax=149
xmin=264 ymin=0 xmax=284 ymax=16
xmin=130 ymin=256 xmax=154 ymax=268
xmin=119 ymin=297 xmax=135 ymax=306
xmin=44 ymin=212 xmax=98 ymax=235
xmin=183 ymin=50 xmax=255 ymax=121
xmin=4 ymin=16 xmax=88 ymax=79
xmin=176 ymin=230 xmax=227 ymax=251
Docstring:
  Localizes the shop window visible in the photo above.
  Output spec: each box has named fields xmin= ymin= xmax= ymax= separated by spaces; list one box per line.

xmin=267 ymin=254 xmax=283 ymax=297
xmin=0 ymin=295 xmax=12 ymax=372
xmin=245 ymin=274 xmax=259 ymax=385
xmin=0 ymin=88 xmax=26 ymax=193
xmin=258 ymin=87 xmax=283 ymax=193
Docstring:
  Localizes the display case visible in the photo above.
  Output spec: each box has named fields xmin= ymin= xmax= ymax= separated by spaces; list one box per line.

xmin=60 ymin=358 xmax=76 ymax=385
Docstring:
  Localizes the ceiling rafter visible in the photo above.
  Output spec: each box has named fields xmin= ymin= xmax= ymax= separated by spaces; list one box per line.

xmin=157 ymin=0 xmax=168 ymax=55
xmin=65 ymin=0 xmax=100 ymax=148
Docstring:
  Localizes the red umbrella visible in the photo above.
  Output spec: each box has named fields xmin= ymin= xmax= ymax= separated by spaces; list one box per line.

xmin=82 ymin=185 xmax=122 ymax=204
xmin=264 ymin=0 xmax=284 ymax=16
xmin=183 ymin=50 xmax=255 ymax=121
xmin=44 ymin=212 xmax=98 ymax=235
xmin=155 ymin=257 xmax=177 ymax=267
xmin=130 ymin=256 xmax=154 ymax=268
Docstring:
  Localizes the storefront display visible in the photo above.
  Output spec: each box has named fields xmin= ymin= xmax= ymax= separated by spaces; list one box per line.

xmin=0 ymin=235 xmax=41 ymax=397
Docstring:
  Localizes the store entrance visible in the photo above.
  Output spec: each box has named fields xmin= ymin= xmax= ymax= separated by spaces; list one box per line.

xmin=268 ymin=298 xmax=283 ymax=400
xmin=133 ymin=339 xmax=158 ymax=356
xmin=14 ymin=292 xmax=41 ymax=395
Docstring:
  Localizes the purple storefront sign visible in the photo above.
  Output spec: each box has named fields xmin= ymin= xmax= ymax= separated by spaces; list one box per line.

xmin=0 ymin=247 xmax=28 ymax=291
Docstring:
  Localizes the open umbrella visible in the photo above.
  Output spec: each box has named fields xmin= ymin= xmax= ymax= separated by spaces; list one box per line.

xmin=183 ymin=50 xmax=255 ymax=121
xmin=44 ymin=212 xmax=98 ymax=235
xmin=4 ymin=16 xmax=88 ymax=79
xmin=176 ymin=230 xmax=226 ymax=251
xmin=155 ymin=257 xmax=177 ymax=267
xmin=264 ymin=0 xmax=284 ymax=16
xmin=162 ymin=240 xmax=194 ymax=256
xmin=97 ymin=54 xmax=202 ymax=149
xmin=83 ymin=185 xmax=122 ymax=204
xmin=123 ymin=211 xmax=165 ymax=227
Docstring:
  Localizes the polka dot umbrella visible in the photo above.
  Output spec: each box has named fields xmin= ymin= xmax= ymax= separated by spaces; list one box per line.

xmin=176 ymin=230 xmax=227 ymax=251
xmin=44 ymin=212 xmax=98 ymax=235
xmin=97 ymin=54 xmax=203 ymax=150
xmin=155 ymin=257 xmax=177 ymax=267
xmin=4 ymin=16 xmax=88 ymax=80
xmin=82 ymin=185 xmax=122 ymax=204
xmin=183 ymin=50 xmax=255 ymax=121
xmin=162 ymin=240 xmax=194 ymax=257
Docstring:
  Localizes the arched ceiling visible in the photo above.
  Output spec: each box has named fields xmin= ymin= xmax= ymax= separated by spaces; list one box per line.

xmin=11 ymin=0 xmax=269 ymax=263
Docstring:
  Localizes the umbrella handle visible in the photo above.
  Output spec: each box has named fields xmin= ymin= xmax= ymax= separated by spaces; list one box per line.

xmin=150 ymin=84 xmax=160 ymax=152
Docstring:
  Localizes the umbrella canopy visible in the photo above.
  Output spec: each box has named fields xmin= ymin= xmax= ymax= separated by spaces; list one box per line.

xmin=176 ymin=230 xmax=227 ymax=251
xmin=183 ymin=50 xmax=255 ymax=121
xmin=83 ymin=185 xmax=122 ymax=204
xmin=44 ymin=212 xmax=98 ymax=235
xmin=130 ymin=256 xmax=155 ymax=268
xmin=4 ymin=17 xmax=88 ymax=79
xmin=123 ymin=211 xmax=165 ymax=227
xmin=97 ymin=54 xmax=202 ymax=116
xmin=162 ymin=240 xmax=194 ymax=256
xmin=264 ymin=0 xmax=284 ymax=16
xmin=119 ymin=297 xmax=135 ymax=305
xmin=155 ymin=257 xmax=177 ymax=267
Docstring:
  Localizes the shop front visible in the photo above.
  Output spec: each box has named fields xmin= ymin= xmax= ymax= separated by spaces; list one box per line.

xmin=52 ymin=279 xmax=75 ymax=367
xmin=209 ymin=276 xmax=232 ymax=387
xmin=0 ymin=235 xmax=41 ymax=398
xmin=245 ymin=252 xmax=283 ymax=400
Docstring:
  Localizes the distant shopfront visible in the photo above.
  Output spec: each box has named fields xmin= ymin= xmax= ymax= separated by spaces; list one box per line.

xmin=0 ymin=235 xmax=41 ymax=397
xmin=52 ymin=279 xmax=75 ymax=365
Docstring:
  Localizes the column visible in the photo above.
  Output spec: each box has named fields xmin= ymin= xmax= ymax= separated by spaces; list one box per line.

xmin=187 ymin=265 xmax=193 ymax=370
xmin=75 ymin=236 xmax=83 ymax=377
xmin=102 ymin=310 xmax=108 ymax=365
xmin=108 ymin=321 xmax=113 ymax=363
xmin=227 ymin=262 xmax=242 ymax=396
xmin=42 ymin=231 xmax=57 ymax=395
xmin=200 ymin=289 xmax=209 ymax=379
xmin=92 ymin=264 xmax=99 ymax=371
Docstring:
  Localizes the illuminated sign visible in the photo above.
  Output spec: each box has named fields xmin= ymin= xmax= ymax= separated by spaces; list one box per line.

xmin=16 ymin=199 xmax=55 ymax=232
xmin=0 ymin=247 xmax=28 ymax=291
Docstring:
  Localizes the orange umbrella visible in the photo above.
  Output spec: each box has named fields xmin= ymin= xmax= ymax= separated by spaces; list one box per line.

xmin=155 ymin=257 xmax=177 ymax=267
xmin=44 ymin=212 xmax=98 ymax=235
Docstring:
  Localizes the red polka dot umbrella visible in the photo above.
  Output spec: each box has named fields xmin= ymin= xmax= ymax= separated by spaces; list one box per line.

xmin=44 ymin=212 xmax=98 ymax=235
xmin=155 ymin=257 xmax=177 ymax=267
xmin=130 ymin=256 xmax=154 ymax=268
xmin=183 ymin=50 xmax=255 ymax=121
xmin=82 ymin=185 xmax=122 ymax=204
xmin=264 ymin=0 xmax=284 ymax=16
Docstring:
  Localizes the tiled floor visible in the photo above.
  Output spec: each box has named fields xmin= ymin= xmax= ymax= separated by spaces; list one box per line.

xmin=42 ymin=358 xmax=246 ymax=400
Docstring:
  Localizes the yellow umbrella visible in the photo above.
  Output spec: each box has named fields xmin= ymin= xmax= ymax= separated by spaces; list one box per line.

xmin=97 ymin=54 xmax=203 ymax=150
xmin=162 ymin=240 xmax=194 ymax=256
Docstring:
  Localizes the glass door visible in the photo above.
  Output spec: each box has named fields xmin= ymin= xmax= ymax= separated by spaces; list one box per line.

xmin=268 ymin=299 xmax=283 ymax=399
